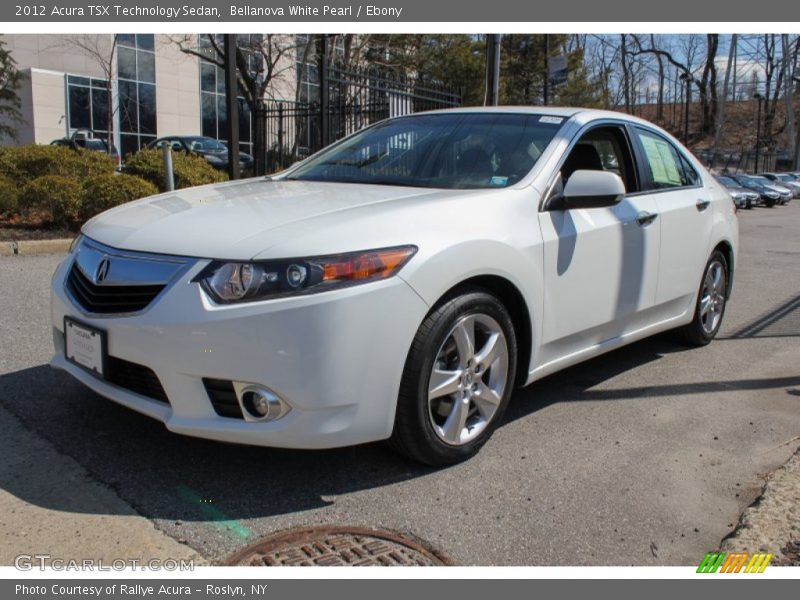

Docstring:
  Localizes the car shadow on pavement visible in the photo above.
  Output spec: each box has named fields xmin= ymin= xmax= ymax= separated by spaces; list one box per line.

xmin=1 ymin=333 xmax=798 ymax=536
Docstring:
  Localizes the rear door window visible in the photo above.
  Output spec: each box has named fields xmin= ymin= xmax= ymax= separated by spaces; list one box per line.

xmin=634 ymin=128 xmax=696 ymax=190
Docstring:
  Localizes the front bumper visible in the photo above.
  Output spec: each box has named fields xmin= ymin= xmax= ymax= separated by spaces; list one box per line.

xmin=50 ymin=250 xmax=429 ymax=449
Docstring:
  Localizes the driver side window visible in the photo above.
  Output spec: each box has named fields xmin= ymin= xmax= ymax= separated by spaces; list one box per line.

xmin=560 ymin=125 xmax=637 ymax=193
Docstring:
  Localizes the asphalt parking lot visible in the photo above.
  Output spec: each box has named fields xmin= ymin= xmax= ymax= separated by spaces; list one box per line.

xmin=1 ymin=203 xmax=799 ymax=566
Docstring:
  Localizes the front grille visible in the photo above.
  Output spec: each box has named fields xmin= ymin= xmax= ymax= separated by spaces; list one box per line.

xmin=203 ymin=379 xmax=244 ymax=419
xmin=106 ymin=356 xmax=169 ymax=404
xmin=66 ymin=263 xmax=164 ymax=314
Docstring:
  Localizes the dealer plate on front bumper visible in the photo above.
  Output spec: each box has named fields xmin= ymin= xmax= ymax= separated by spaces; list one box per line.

xmin=64 ymin=317 xmax=106 ymax=377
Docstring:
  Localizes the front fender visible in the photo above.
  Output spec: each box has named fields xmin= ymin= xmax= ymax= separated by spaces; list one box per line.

xmin=399 ymin=238 xmax=544 ymax=379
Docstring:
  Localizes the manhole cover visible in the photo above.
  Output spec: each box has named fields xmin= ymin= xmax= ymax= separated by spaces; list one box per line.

xmin=225 ymin=526 xmax=454 ymax=566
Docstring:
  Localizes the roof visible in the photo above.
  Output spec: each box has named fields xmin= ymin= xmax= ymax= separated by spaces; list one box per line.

xmin=422 ymin=106 xmax=584 ymax=117
xmin=412 ymin=105 xmax=664 ymax=127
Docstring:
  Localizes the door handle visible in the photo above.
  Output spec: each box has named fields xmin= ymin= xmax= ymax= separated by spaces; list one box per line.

xmin=696 ymin=199 xmax=711 ymax=211
xmin=635 ymin=211 xmax=658 ymax=226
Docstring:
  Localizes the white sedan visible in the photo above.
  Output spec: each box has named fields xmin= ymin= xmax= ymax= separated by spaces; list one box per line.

xmin=50 ymin=107 xmax=738 ymax=465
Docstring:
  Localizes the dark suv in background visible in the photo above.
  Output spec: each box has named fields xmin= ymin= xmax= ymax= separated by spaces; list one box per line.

xmin=146 ymin=136 xmax=254 ymax=172
xmin=51 ymin=128 xmax=121 ymax=169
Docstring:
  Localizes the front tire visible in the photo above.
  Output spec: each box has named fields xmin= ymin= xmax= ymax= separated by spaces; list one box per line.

xmin=390 ymin=291 xmax=517 ymax=466
xmin=676 ymin=250 xmax=729 ymax=346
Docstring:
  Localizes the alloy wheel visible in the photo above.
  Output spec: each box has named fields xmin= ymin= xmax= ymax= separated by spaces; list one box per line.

xmin=699 ymin=260 xmax=726 ymax=335
xmin=426 ymin=313 xmax=509 ymax=446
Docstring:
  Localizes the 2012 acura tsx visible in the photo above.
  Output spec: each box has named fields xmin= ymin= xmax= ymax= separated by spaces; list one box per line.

xmin=51 ymin=107 xmax=738 ymax=465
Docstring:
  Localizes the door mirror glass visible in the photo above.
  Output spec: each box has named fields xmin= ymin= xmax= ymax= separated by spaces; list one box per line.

xmin=552 ymin=169 xmax=626 ymax=210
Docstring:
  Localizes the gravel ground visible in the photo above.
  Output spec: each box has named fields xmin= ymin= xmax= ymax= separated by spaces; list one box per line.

xmin=721 ymin=446 xmax=800 ymax=565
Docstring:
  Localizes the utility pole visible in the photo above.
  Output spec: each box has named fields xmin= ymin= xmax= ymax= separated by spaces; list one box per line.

xmin=753 ymin=92 xmax=764 ymax=172
xmin=484 ymin=34 xmax=501 ymax=106
xmin=319 ymin=34 xmax=330 ymax=148
xmin=223 ymin=34 xmax=240 ymax=180
xmin=680 ymin=72 xmax=691 ymax=145
xmin=543 ymin=34 xmax=549 ymax=106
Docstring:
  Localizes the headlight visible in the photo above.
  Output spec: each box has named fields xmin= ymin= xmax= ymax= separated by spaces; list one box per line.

xmin=195 ymin=245 xmax=417 ymax=304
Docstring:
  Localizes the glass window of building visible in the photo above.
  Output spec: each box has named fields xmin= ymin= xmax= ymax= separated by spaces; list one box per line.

xmin=66 ymin=76 xmax=110 ymax=137
xmin=198 ymin=34 xmax=256 ymax=155
xmin=117 ymin=33 xmax=157 ymax=158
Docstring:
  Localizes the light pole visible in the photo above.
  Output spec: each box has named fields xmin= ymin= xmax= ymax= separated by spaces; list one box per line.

xmin=679 ymin=72 xmax=691 ymax=145
xmin=753 ymin=92 xmax=763 ymax=173
xmin=485 ymin=34 xmax=501 ymax=106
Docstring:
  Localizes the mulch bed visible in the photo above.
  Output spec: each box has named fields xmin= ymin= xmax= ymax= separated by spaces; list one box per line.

xmin=0 ymin=214 xmax=77 ymax=241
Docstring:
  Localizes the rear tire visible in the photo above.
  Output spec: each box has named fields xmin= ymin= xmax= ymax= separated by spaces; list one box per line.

xmin=676 ymin=250 xmax=729 ymax=346
xmin=389 ymin=291 xmax=517 ymax=466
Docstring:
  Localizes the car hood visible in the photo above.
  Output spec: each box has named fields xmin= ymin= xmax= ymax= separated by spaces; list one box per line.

xmin=82 ymin=178 xmax=470 ymax=259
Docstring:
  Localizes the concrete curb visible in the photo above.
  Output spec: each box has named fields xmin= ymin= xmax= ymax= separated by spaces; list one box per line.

xmin=0 ymin=238 xmax=73 ymax=256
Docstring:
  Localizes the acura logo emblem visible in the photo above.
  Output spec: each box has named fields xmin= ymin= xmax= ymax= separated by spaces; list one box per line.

xmin=95 ymin=255 xmax=111 ymax=283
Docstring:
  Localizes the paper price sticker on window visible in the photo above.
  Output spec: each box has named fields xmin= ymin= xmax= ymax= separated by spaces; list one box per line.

xmin=539 ymin=116 xmax=564 ymax=125
xmin=640 ymin=135 xmax=683 ymax=186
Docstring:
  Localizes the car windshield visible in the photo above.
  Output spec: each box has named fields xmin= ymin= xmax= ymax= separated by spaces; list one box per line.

xmin=776 ymin=174 xmax=794 ymax=182
xmin=716 ymin=176 xmax=737 ymax=187
xmin=751 ymin=175 xmax=771 ymax=184
xmin=286 ymin=112 xmax=564 ymax=189
xmin=186 ymin=137 xmax=227 ymax=152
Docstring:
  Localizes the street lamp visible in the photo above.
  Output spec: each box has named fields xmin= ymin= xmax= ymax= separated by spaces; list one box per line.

xmin=679 ymin=72 xmax=691 ymax=145
xmin=753 ymin=92 xmax=763 ymax=173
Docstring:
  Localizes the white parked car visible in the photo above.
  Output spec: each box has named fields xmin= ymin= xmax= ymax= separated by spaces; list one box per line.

xmin=50 ymin=107 xmax=738 ymax=465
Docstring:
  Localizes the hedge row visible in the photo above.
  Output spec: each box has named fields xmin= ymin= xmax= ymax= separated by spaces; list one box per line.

xmin=0 ymin=144 xmax=228 ymax=226
xmin=1 ymin=173 xmax=158 ymax=226
xmin=123 ymin=149 xmax=228 ymax=192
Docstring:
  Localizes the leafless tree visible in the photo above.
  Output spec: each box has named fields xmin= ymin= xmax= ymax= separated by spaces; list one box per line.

xmin=782 ymin=34 xmax=798 ymax=168
xmin=713 ymin=34 xmax=737 ymax=157
xmin=171 ymin=34 xmax=299 ymax=173
xmin=59 ymin=35 xmax=118 ymax=154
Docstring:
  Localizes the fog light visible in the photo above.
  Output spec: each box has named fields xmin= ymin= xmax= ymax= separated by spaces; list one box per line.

xmin=238 ymin=385 xmax=290 ymax=422
xmin=249 ymin=392 xmax=270 ymax=417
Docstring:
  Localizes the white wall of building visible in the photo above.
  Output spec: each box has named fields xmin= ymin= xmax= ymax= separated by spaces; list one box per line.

xmin=153 ymin=35 xmax=201 ymax=137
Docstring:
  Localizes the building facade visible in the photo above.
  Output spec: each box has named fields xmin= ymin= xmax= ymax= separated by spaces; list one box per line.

xmin=0 ymin=34 xmax=308 ymax=156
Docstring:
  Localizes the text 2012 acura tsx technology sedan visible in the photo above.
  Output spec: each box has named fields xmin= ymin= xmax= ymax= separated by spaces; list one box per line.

xmin=50 ymin=108 xmax=738 ymax=465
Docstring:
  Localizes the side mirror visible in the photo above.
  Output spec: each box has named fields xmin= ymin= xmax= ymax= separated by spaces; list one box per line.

xmin=551 ymin=169 xmax=626 ymax=210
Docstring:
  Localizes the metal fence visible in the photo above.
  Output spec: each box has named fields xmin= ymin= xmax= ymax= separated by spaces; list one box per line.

xmin=695 ymin=149 xmax=789 ymax=173
xmin=260 ymin=63 xmax=462 ymax=174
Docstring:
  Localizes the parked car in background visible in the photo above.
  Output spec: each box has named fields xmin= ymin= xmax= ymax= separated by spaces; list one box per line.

xmin=146 ymin=136 xmax=254 ymax=172
xmin=748 ymin=174 xmax=793 ymax=204
xmin=51 ymin=128 xmax=121 ymax=169
xmin=715 ymin=175 xmax=760 ymax=209
xmin=733 ymin=174 xmax=783 ymax=207
xmin=759 ymin=172 xmax=800 ymax=199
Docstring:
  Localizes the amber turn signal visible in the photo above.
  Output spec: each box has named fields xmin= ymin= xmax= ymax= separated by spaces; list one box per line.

xmin=322 ymin=247 xmax=417 ymax=282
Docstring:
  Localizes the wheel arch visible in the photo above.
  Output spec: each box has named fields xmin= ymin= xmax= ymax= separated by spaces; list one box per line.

xmin=429 ymin=275 xmax=533 ymax=388
xmin=712 ymin=239 xmax=735 ymax=298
